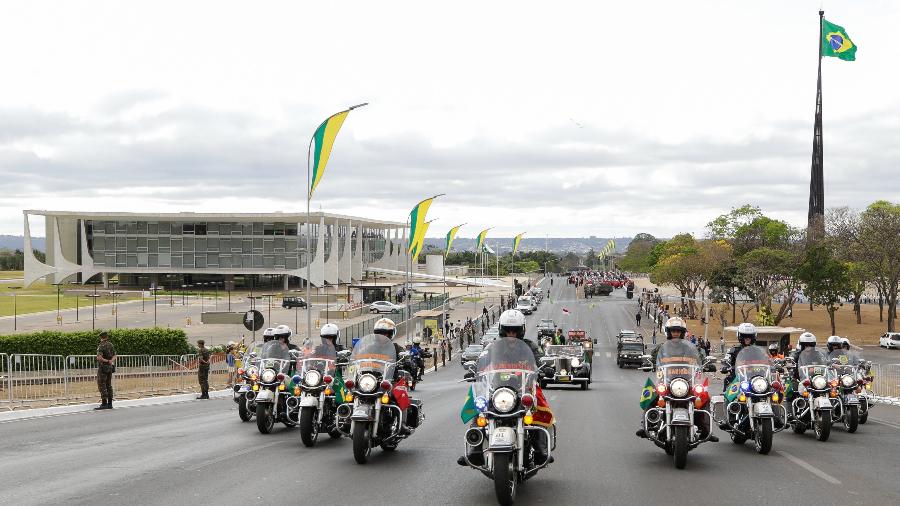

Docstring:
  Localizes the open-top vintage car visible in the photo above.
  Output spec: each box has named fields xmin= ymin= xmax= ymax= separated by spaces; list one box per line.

xmin=539 ymin=344 xmax=592 ymax=389
xmin=567 ymin=329 xmax=594 ymax=364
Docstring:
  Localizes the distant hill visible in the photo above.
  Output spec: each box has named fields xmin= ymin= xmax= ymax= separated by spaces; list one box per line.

xmin=421 ymin=237 xmax=630 ymax=255
xmin=0 ymin=235 xmax=45 ymax=252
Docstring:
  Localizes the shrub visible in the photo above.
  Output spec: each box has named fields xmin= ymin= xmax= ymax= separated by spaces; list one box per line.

xmin=0 ymin=328 xmax=195 ymax=357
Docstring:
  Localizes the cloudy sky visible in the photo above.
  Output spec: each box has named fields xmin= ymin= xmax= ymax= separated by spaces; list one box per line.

xmin=1 ymin=0 xmax=897 ymax=240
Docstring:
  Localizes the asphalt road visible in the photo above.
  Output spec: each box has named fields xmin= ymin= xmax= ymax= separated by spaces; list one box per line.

xmin=1 ymin=279 xmax=898 ymax=505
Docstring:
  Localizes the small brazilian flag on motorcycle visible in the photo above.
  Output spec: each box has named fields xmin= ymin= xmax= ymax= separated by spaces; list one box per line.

xmin=724 ymin=378 xmax=741 ymax=402
xmin=461 ymin=386 xmax=478 ymax=424
xmin=333 ymin=369 xmax=347 ymax=402
xmin=639 ymin=378 xmax=657 ymax=410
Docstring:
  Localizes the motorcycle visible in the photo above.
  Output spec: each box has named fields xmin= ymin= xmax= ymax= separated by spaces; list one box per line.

xmin=827 ymin=349 xmax=871 ymax=433
xmin=789 ymin=348 xmax=834 ymax=442
xmin=460 ymin=337 xmax=555 ymax=506
xmin=337 ymin=334 xmax=423 ymax=464
xmin=251 ymin=340 xmax=296 ymax=434
xmin=639 ymin=340 xmax=716 ymax=469
xmin=712 ymin=346 xmax=786 ymax=454
xmin=232 ymin=342 xmax=263 ymax=422
xmin=287 ymin=340 xmax=346 ymax=447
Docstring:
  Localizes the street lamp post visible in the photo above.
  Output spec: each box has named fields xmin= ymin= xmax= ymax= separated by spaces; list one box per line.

xmin=110 ymin=291 xmax=123 ymax=328
xmin=52 ymin=282 xmax=62 ymax=324
xmin=214 ymin=282 xmax=219 ymax=311
xmin=8 ymin=286 xmax=21 ymax=331
xmin=182 ymin=285 xmax=187 ymax=306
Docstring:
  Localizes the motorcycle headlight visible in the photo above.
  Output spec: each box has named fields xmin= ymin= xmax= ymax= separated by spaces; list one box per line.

xmin=304 ymin=370 xmax=322 ymax=387
xmin=246 ymin=366 xmax=258 ymax=378
xmin=750 ymin=376 xmax=769 ymax=394
xmin=261 ymin=369 xmax=277 ymax=384
xmin=358 ymin=374 xmax=377 ymax=393
xmin=571 ymin=358 xmax=582 ymax=368
xmin=840 ymin=374 xmax=855 ymax=388
xmin=669 ymin=378 xmax=690 ymax=398
xmin=811 ymin=375 xmax=827 ymax=390
xmin=492 ymin=388 xmax=517 ymax=413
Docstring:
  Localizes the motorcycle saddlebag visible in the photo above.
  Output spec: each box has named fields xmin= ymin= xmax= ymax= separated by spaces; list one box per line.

xmin=407 ymin=400 xmax=423 ymax=428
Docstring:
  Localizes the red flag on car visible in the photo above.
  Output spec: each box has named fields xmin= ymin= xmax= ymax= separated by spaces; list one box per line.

xmin=392 ymin=377 xmax=411 ymax=410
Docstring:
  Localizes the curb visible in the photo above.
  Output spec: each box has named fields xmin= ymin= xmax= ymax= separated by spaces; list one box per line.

xmin=0 ymin=388 xmax=232 ymax=423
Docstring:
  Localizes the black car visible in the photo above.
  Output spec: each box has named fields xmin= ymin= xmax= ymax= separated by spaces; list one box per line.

xmin=617 ymin=338 xmax=645 ymax=368
xmin=281 ymin=296 xmax=307 ymax=309
xmin=537 ymin=319 xmax=556 ymax=338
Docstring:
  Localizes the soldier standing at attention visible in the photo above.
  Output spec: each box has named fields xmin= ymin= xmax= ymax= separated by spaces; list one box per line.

xmin=197 ymin=340 xmax=211 ymax=399
xmin=95 ymin=331 xmax=116 ymax=410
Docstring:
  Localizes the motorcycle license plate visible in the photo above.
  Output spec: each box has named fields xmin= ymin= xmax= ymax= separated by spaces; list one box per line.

xmin=813 ymin=397 xmax=832 ymax=410
xmin=845 ymin=394 xmax=858 ymax=404
xmin=672 ymin=409 xmax=690 ymax=423
xmin=752 ymin=402 xmax=773 ymax=416
xmin=557 ymin=376 xmax=571 ymax=382
xmin=490 ymin=427 xmax=516 ymax=448
xmin=255 ymin=390 xmax=274 ymax=402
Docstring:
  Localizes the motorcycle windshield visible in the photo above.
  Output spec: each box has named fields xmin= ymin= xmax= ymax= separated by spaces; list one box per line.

xmin=349 ymin=334 xmax=397 ymax=378
xmin=544 ymin=345 xmax=582 ymax=358
xmin=476 ymin=337 xmax=537 ymax=399
xmin=242 ymin=342 xmax=264 ymax=365
xmin=798 ymin=349 xmax=829 ymax=379
xmin=656 ymin=340 xmax=700 ymax=381
xmin=298 ymin=339 xmax=337 ymax=376
xmin=259 ymin=340 xmax=292 ymax=373
xmin=735 ymin=346 xmax=772 ymax=380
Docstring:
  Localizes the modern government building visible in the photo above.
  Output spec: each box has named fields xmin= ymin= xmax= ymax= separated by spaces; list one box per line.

xmin=23 ymin=210 xmax=410 ymax=290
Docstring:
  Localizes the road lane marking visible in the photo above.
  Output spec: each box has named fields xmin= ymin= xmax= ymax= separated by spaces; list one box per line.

xmin=605 ymin=352 xmax=612 ymax=358
xmin=869 ymin=418 xmax=900 ymax=430
xmin=777 ymin=451 xmax=842 ymax=485
xmin=189 ymin=440 xmax=282 ymax=471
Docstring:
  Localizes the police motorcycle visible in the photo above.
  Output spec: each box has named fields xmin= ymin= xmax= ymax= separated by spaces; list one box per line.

xmin=827 ymin=348 xmax=871 ymax=433
xmin=639 ymin=340 xmax=716 ymax=469
xmin=286 ymin=339 xmax=345 ymax=446
xmin=712 ymin=346 xmax=787 ymax=454
xmin=460 ymin=337 xmax=555 ymax=505
xmin=336 ymin=334 xmax=423 ymax=464
xmin=233 ymin=341 xmax=264 ymax=422
xmin=252 ymin=340 xmax=296 ymax=434
xmin=789 ymin=348 xmax=834 ymax=441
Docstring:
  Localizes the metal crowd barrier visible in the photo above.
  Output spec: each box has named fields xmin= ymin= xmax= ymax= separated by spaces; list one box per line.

xmin=149 ymin=355 xmax=186 ymax=395
xmin=9 ymin=354 xmax=66 ymax=407
xmin=1 ymin=353 xmax=9 ymax=408
xmin=871 ymin=363 xmax=900 ymax=405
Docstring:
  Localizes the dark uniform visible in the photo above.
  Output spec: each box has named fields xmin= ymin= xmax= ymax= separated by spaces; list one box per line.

xmin=198 ymin=347 xmax=211 ymax=398
xmin=97 ymin=339 xmax=116 ymax=407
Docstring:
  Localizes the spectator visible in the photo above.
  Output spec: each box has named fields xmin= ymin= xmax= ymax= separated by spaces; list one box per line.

xmin=226 ymin=341 xmax=237 ymax=386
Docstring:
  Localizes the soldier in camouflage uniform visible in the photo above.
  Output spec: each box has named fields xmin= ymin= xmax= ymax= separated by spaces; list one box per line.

xmin=197 ymin=340 xmax=211 ymax=399
xmin=95 ymin=331 xmax=116 ymax=410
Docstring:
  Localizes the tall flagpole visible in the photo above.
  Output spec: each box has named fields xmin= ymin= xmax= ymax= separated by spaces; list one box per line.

xmin=808 ymin=9 xmax=825 ymax=240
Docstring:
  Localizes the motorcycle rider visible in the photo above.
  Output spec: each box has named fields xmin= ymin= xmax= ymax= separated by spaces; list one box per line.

xmin=826 ymin=335 xmax=844 ymax=354
xmin=841 ymin=337 xmax=851 ymax=351
xmin=319 ymin=323 xmax=346 ymax=352
xmin=274 ymin=324 xmax=299 ymax=351
xmin=409 ymin=339 xmax=425 ymax=381
xmin=262 ymin=327 xmax=275 ymax=342
xmin=788 ymin=332 xmax=818 ymax=383
xmin=636 ymin=317 xmax=716 ymax=441
xmin=721 ymin=323 xmax=758 ymax=392
xmin=459 ymin=309 xmax=553 ymax=466
xmin=372 ymin=317 xmax=414 ymax=434
xmin=768 ymin=343 xmax=783 ymax=360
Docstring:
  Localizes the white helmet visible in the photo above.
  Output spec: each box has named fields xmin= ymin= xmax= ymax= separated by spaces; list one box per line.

xmin=263 ymin=327 xmax=276 ymax=341
xmin=320 ymin=323 xmax=340 ymax=340
xmin=826 ymin=335 xmax=842 ymax=352
xmin=274 ymin=324 xmax=293 ymax=342
xmin=841 ymin=337 xmax=851 ymax=349
xmin=664 ymin=317 xmax=687 ymax=339
xmin=737 ymin=322 xmax=757 ymax=345
xmin=498 ymin=309 xmax=526 ymax=339
xmin=798 ymin=332 xmax=816 ymax=348
xmin=373 ymin=318 xmax=397 ymax=338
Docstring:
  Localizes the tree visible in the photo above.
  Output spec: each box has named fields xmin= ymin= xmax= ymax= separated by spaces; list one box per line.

xmin=619 ymin=233 xmax=660 ymax=272
xmin=797 ymin=244 xmax=850 ymax=335
xmin=650 ymin=235 xmax=732 ymax=316
xmin=735 ymin=247 xmax=797 ymax=322
xmin=858 ymin=200 xmax=900 ymax=332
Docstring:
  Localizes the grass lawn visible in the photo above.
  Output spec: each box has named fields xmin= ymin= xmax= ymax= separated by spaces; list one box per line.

xmin=0 ymin=270 xmax=24 ymax=279
xmin=0 ymin=281 xmax=140 ymax=317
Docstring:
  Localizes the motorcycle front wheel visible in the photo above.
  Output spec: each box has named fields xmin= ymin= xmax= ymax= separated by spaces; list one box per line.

xmin=859 ymin=411 xmax=868 ymax=424
xmin=238 ymin=394 xmax=252 ymax=422
xmin=256 ymin=403 xmax=275 ymax=434
xmin=845 ymin=405 xmax=859 ymax=433
xmin=493 ymin=452 xmax=517 ymax=506
xmin=755 ymin=418 xmax=773 ymax=455
xmin=814 ymin=410 xmax=831 ymax=442
xmin=299 ymin=406 xmax=319 ymax=447
xmin=352 ymin=422 xmax=372 ymax=464
xmin=672 ymin=425 xmax=689 ymax=469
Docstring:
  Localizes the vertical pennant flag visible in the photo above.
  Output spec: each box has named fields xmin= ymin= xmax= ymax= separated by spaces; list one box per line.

xmin=407 ymin=197 xmax=435 ymax=254
xmin=411 ymin=219 xmax=435 ymax=260
xmin=308 ymin=104 xmax=366 ymax=199
xmin=445 ymin=224 xmax=464 ymax=258
xmin=512 ymin=233 xmax=525 ymax=256
xmin=460 ymin=385 xmax=478 ymax=423
xmin=822 ymin=18 xmax=857 ymax=61
xmin=475 ymin=228 xmax=491 ymax=252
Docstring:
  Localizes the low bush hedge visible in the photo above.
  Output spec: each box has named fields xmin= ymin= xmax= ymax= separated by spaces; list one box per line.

xmin=0 ymin=328 xmax=195 ymax=357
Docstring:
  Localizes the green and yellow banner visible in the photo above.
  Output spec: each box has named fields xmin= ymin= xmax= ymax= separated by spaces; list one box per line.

xmin=407 ymin=197 xmax=436 ymax=254
xmin=475 ymin=228 xmax=491 ymax=253
xmin=822 ymin=18 xmax=857 ymax=61
xmin=512 ymin=233 xmax=525 ymax=256
xmin=445 ymin=224 xmax=465 ymax=258
xmin=411 ymin=219 xmax=435 ymax=260
xmin=308 ymin=104 xmax=366 ymax=199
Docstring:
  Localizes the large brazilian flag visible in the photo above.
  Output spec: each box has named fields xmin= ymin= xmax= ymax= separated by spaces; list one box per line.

xmin=822 ymin=19 xmax=857 ymax=61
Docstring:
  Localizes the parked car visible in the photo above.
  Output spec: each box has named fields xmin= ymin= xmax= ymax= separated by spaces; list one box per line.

xmin=880 ymin=332 xmax=900 ymax=349
xmin=461 ymin=344 xmax=484 ymax=365
xmin=369 ymin=300 xmax=402 ymax=314
xmin=281 ymin=296 xmax=307 ymax=309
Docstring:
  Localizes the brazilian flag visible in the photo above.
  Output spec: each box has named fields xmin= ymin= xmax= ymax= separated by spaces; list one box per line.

xmin=639 ymin=378 xmax=657 ymax=410
xmin=724 ymin=378 xmax=741 ymax=402
xmin=784 ymin=378 xmax=795 ymax=399
xmin=461 ymin=386 xmax=478 ymax=423
xmin=333 ymin=369 xmax=347 ymax=403
xmin=822 ymin=19 xmax=857 ymax=61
